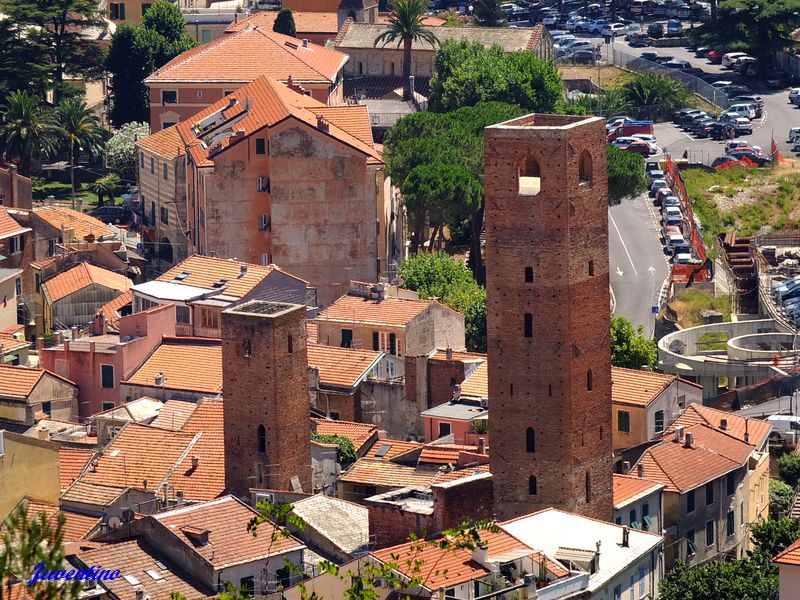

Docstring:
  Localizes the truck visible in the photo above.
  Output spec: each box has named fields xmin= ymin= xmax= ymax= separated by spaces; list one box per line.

xmin=607 ymin=120 xmax=655 ymax=140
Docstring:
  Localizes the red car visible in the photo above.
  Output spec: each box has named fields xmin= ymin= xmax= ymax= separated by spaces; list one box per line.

xmin=622 ymin=141 xmax=653 ymax=156
xmin=706 ymin=50 xmax=725 ymax=64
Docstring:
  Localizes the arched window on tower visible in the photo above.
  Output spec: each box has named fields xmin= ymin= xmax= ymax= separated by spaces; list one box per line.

xmin=586 ymin=472 xmax=592 ymax=502
xmin=525 ymin=266 xmax=534 ymax=282
xmin=579 ymin=150 xmax=593 ymax=186
xmin=518 ymin=158 xmax=541 ymax=196
xmin=288 ymin=334 xmax=293 ymax=354
xmin=257 ymin=425 xmax=266 ymax=454
xmin=589 ymin=260 xmax=595 ymax=276
xmin=524 ymin=313 xmax=533 ymax=338
xmin=526 ymin=427 xmax=535 ymax=452
xmin=587 ymin=369 xmax=593 ymax=391
xmin=529 ymin=476 xmax=537 ymax=495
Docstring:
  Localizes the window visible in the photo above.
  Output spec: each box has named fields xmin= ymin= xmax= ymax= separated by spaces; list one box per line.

xmin=140 ymin=151 xmax=144 ymax=167
xmin=677 ymin=394 xmax=686 ymax=408
xmin=330 ymin=410 xmax=340 ymax=420
xmin=389 ymin=333 xmax=397 ymax=355
xmin=162 ymin=163 xmax=168 ymax=180
xmin=257 ymin=176 xmax=269 ymax=192
xmin=705 ymin=519 xmax=714 ymax=547
xmin=615 ymin=516 xmax=622 ymax=525
xmin=526 ymin=427 xmax=535 ymax=452
xmin=519 ymin=157 xmax=541 ymax=195
xmin=524 ymin=313 xmax=533 ymax=338
xmin=150 ymin=157 xmax=154 ymax=174
xmin=176 ymin=305 xmax=190 ymax=324
xmin=687 ymin=489 xmax=695 ymax=513
xmin=642 ymin=503 xmax=650 ymax=530
xmin=161 ymin=90 xmax=177 ymax=104
xmin=255 ymin=138 xmax=266 ymax=154
xmin=686 ymin=528 xmax=697 ymax=556
xmin=288 ymin=335 xmax=293 ymax=354
xmin=638 ymin=565 xmax=646 ymax=597
xmin=200 ymin=29 xmax=212 ymax=43
xmin=629 ymin=508 xmax=637 ymax=525
xmin=587 ymin=369 xmax=593 ymax=391
xmin=340 ymin=328 xmax=353 ymax=348
xmin=727 ymin=510 xmax=735 ymax=537
xmin=109 ymin=2 xmax=125 ymax=20
xmin=579 ymin=149 xmax=593 ymax=185
xmin=372 ymin=331 xmax=379 ymax=351
xmin=160 ymin=206 xmax=169 ymax=225
xmin=102 ymin=402 xmax=115 ymax=411
xmin=15 ymin=278 xmax=21 ymax=296
xmin=588 ymin=260 xmax=594 ymax=276
xmin=141 ymin=3 xmax=151 ymax=14
xmin=48 ymin=239 xmax=55 ymax=256
xmin=35 ymin=273 xmax=41 ymax=293
xmin=438 ymin=422 xmax=451 ymax=438
xmin=613 ymin=584 xmax=621 ymax=600
xmin=200 ymin=307 xmax=218 ymax=329
xmin=617 ymin=410 xmax=630 ymax=433
xmin=529 ymin=476 xmax=537 ymax=495
xmin=257 ymin=424 xmax=266 ymax=454
xmin=727 ymin=472 xmax=735 ymax=496
xmin=243 ymin=339 xmax=251 ymax=357
xmin=42 ymin=401 xmax=51 ymax=416
xmin=654 ymin=410 xmax=665 ymax=433
xmin=224 ymin=90 xmax=234 ymax=96
xmin=163 ymin=121 xmax=176 ymax=129
xmin=101 ymin=365 xmax=114 ymax=389
xmin=240 ymin=577 xmax=254 ymax=597
xmin=706 ymin=481 xmax=714 ymax=505
xmin=525 ymin=266 xmax=534 ymax=282
xmin=585 ymin=472 xmax=591 ymax=503
xmin=741 ymin=501 xmax=745 ymax=525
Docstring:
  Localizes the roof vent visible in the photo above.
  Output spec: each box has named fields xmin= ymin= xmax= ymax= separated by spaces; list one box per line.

xmin=674 ymin=425 xmax=685 ymax=443
xmin=622 ymin=526 xmax=630 ymax=547
xmin=238 ymin=263 xmax=248 ymax=278
xmin=173 ymin=271 xmax=190 ymax=281
xmin=180 ymin=525 xmax=210 ymax=546
xmin=621 ymin=461 xmax=630 ymax=475
xmin=154 ymin=372 xmax=165 ymax=386
xmin=720 ymin=418 xmax=728 ymax=431
xmin=302 ymin=38 xmax=309 ymax=47
xmin=285 ymin=40 xmax=298 ymax=49
xmin=211 ymin=278 xmax=229 ymax=288
xmin=191 ymin=455 xmax=200 ymax=469
xmin=316 ymin=114 xmax=329 ymax=133
xmin=637 ymin=463 xmax=644 ymax=478
xmin=684 ymin=431 xmax=694 ymax=448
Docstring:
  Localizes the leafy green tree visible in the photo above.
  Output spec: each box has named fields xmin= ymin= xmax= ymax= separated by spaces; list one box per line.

xmin=659 ymin=555 xmax=777 ymax=600
xmin=620 ymin=72 xmax=691 ymax=122
xmin=141 ymin=0 xmax=196 ymax=66
xmin=770 ymin=479 xmax=796 ymax=519
xmin=273 ymin=8 xmax=297 ymax=37
xmin=0 ymin=19 xmax=51 ymax=96
xmin=607 ymin=146 xmax=647 ymax=204
xmin=0 ymin=91 xmax=61 ymax=176
xmin=779 ymin=452 xmax=800 ymax=488
xmin=751 ymin=517 xmax=800 ymax=558
xmin=88 ymin=173 xmax=121 ymax=207
xmin=473 ymin=0 xmax=506 ymax=26
xmin=446 ymin=283 xmax=487 ymax=352
xmin=429 ymin=40 xmax=564 ymax=113
xmin=374 ymin=0 xmax=439 ymax=100
xmin=610 ymin=315 xmax=657 ymax=370
xmin=105 ymin=121 xmax=149 ymax=182
xmin=56 ymin=98 xmax=107 ymax=208
xmin=311 ymin=432 xmax=357 ymax=463
xmin=0 ymin=503 xmax=83 ymax=600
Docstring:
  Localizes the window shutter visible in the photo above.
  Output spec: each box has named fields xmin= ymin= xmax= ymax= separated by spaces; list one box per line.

xmin=389 ymin=333 xmax=396 ymax=355
xmin=373 ymin=331 xmax=379 ymax=351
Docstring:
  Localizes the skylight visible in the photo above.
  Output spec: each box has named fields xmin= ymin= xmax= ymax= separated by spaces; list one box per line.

xmin=173 ymin=272 xmax=190 ymax=281
xmin=122 ymin=574 xmax=141 ymax=586
xmin=374 ymin=443 xmax=391 ymax=458
xmin=145 ymin=569 xmax=164 ymax=581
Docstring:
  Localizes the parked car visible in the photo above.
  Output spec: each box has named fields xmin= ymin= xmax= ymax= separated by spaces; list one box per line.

xmin=631 ymin=133 xmax=658 ymax=145
xmin=730 ymin=118 xmax=753 ymax=135
xmin=624 ymin=22 xmax=643 ymax=39
xmin=608 ymin=120 xmax=654 ymax=140
xmin=610 ymin=136 xmax=639 ymax=149
xmin=570 ymin=49 xmax=598 ymax=64
xmin=721 ymin=52 xmax=749 ymax=68
xmin=683 ymin=112 xmax=710 ymax=129
xmin=88 ymin=205 xmax=133 ymax=225
xmin=673 ymin=108 xmax=701 ymax=124
xmin=587 ymin=18 xmax=610 ymax=32
xmin=766 ymin=71 xmax=792 ymax=88
xmin=789 ymin=88 xmax=800 ymax=104
xmin=729 ymin=95 xmax=763 ymax=117
xmin=606 ymin=115 xmax=634 ymax=131
xmin=789 ymin=127 xmax=800 ymax=143
xmin=723 ymin=103 xmax=757 ymax=120
xmin=694 ymin=47 xmax=709 ymax=58
xmin=711 ymin=155 xmax=738 ymax=168
xmin=710 ymin=80 xmax=734 ymax=89
xmin=628 ymin=32 xmax=650 ymax=46
xmin=692 ymin=118 xmax=718 ymax=138
xmin=647 ymin=169 xmax=665 ymax=184
xmin=623 ymin=140 xmax=654 ymax=155
xmin=706 ymin=49 xmax=726 ymax=63
xmin=732 ymin=56 xmax=756 ymax=72
xmin=724 ymin=140 xmax=753 ymax=153
xmin=553 ymin=34 xmax=577 ymax=47
xmin=647 ymin=22 xmax=664 ymax=38
xmin=709 ymin=122 xmax=735 ymax=140
xmin=542 ymin=13 xmax=559 ymax=25
xmin=655 ymin=186 xmax=675 ymax=205
xmin=650 ymin=179 xmax=669 ymax=196
xmin=641 ymin=51 xmax=659 ymax=62
xmin=662 ymin=196 xmax=681 ymax=210
xmin=601 ymin=22 xmax=628 ymax=36
xmin=664 ymin=59 xmax=691 ymax=70
xmin=729 ymin=148 xmax=770 ymax=165
xmin=666 ymin=18 xmax=682 ymax=36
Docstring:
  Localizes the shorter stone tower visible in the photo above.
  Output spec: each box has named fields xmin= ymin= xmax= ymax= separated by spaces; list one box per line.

xmin=222 ymin=300 xmax=311 ymax=498
xmin=338 ymin=0 xmax=378 ymax=29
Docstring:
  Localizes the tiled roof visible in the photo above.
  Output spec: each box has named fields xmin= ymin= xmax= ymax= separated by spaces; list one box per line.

xmin=61 ymin=480 xmax=128 ymax=506
xmin=149 ymin=398 xmax=198 ymax=431
xmin=316 ymin=293 xmax=435 ymax=327
xmin=225 ymin=10 xmax=340 ymax=34
xmin=60 ymin=447 xmax=94 ymax=491
xmin=636 ymin=423 xmax=755 ymax=493
xmin=313 ymin=105 xmax=374 ymax=147
xmin=774 ymin=537 xmax=800 ymax=566
xmin=147 ymin=26 xmax=347 ymax=84
xmin=157 ymin=254 xmax=306 ymax=299
xmin=137 ymin=124 xmax=184 ymax=160
xmin=308 ymin=342 xmax=381 ymax=388
xmin=122 ymin=337 xmax=222 ymax=395
xmin=22 ymin=498 xmax=101 ymax=543
xmin=665 ymin=404 xmax=772 ymax=449
xmin=430 ymin=348 xmax=486 ymax=362
xmin=339 ymin=458 xmax=488 ymax=489
xmin=154 ymin=495 xmax=304 ymax=568
xmin=364 ymin=438 xmax=422 ymax=460
xmin=291 ymin=495 xmax=368 ymax=555
xmin=93 ymin=397 xmax=163 ymax=422
xmin=612 ymin=474 xmax=664 ymax=509
xmin=0 ymin=336 xmax=30 ymax=354
xmin=376 ymin=13 xmax=446 ymax=26
xmin=98 ymin=289 xmax=132 ymax=331
xmin=313 ymin=418 xmax=377 ymax=454
xmin=307 ymin=321 xmax=318 ymax=342
xmin=0 ymin=364 xmax=75 ymax=399
xmin=418 ymin=446 xmax=464 ymax=465
xmin=527 ymin=23 xmax=547 ymax=49
xmin=32 ymin=206 xmax=115 ymax=241
xmin=77 ymin=538 xmax=215 ymax=600
xmin=460 ymin=361 xmax=488 ymax=398
xmin=611 ymin=367 xmax=675 ymax=407
xmin=0 ymin=206 xmax=29 ymax=240
xmin=176 ymin=77 xmax=381 ymax=168
xmin=42 ymin=262 xmax=131 ymax=303
xmin=0 ymin=324 xmax=24 ymax=337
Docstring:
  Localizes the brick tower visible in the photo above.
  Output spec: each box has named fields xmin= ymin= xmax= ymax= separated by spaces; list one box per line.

xmin=221 ymin=300 xmax=311 ymax=498
xmin=484 ymin=114 xmax=613 ymax=522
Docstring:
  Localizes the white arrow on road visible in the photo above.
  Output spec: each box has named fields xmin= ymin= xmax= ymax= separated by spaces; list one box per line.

xmin=648 ymin=266 xmax=655 ymax=275
xmin=616 ymin=266 xmax=624 ymax=277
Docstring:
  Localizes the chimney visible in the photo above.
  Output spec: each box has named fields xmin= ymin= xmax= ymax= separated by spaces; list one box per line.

xmin=637 ymin=463 xmax=645 ymax=478
xmin=143 ymin=479 xmax=148 ymax=490
xmin=37 ymin=427 xmax=48 ymax=441
xmin=477 ymin=438 xmax=485 ymax=455
xmin=302 ymin=38 xmax=309 ymax=47
xmin=55 ymin=332 xmax=62 ymax=345
xmin=70 ymin=326 xmax=78 ymax=340
xmin=135 ymin=588 xmax=144 ymax=600
xmin=154 ymin=371 xmax=165 ymax=386
xmin=176 ymin=490 xmax=184 ymax=506
xmin=234 ymin=12 xmax=238 ymax=22
xmin=674 ymin=425 xmax=685 ymax=443
xmin=91 ymin=310 xmax=107 ymax=336
xmin=446 ymin=347 xmax=453 ymax=360
xmin=316 ymin=114 xmax=329 ymax=133
xmin=684 ymin=432 xmax=694 ymax=448
xmin=745 ymin=418 xmax=750 ymax=443
xmin=471 ymin=541 xmax=489 ymax=567
xmin=720 ymin=418 xmax=728 ymax=431
xmin=63 ymin=339 xmax=69 ymax=352
xmin=36 ymin=336 xmax=43 ymax=353
xmin=622 ymin=526 xmax=630 ymax=547
xmin=621 ymin=461 xmax=630 ymax=475
xmin=452 ymin=384 xmax=461 ymax=402
xmin=238 ymin=263 xmax=248 ymax=278
xmin=191 ymin=455 xmax=200 ymax=469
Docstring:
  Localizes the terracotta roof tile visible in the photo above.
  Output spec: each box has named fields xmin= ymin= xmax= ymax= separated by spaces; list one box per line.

xmin=665 ymin=404 xmax=772 ymax=448
xmin=364 ymin=438 xmax=422 ymax=460
xmin=0 ymin=206 xmax=29 ymax=240
xmin=637 ymin=423 xmax=755 ymax=493
xmin=0 ymin=364 xmax=75 ymax=399
xmin=32 ymin=206 xmax=115 ymax=241
xmin=147 ymin=27 xmax=347 ymax=84
xmin=307 ymin=321 xmax=318 ymax=342
xmin=612 ymin=474 xmax=664 ymax=509
xmin=225 ymin=11 xmax=340 ymax=34
xmin=0 ymin=324 xmax=24 ymax=337
xmin=61 ymin=481 xmax=128 ymax=506
xmin=430 ymin=348 xmax=486 ymax=362
xmin=307 ymin=342 xmax=381 ymax=388
xmin=460 ymin=361 xmax=488 ymax=398
xmin=0 ymin=336 xmax=30 ymax=354
xmin=313 ymin=105 xmax=374 ymax=146
xmin=418 ymin=446 xmax=464 ymax=465
xmin=175 ymin=77 xmax=380 ymax=168
xmin=376 ymin=13 xmax=446 ymax=26
xmin=316 ymin=294 xmax=435 ymax=327
xmin=611 ymin=367 xmax=676 ymax=407
xmin=42 ymin=262 xmax=131 ymax=303
xmin=77 ymin=538 xmax=214 ymax=600
xmin=137 ymin=124 xmax=184 ymax=160
xmin=122 ymin=337 xmax=222 ymax=395
xmin=22 ymin=498 xmax=101 ymax=542
xmin=149 ymin=398 xmax=198 ymax=431
xmin=154 ymin=495 xmax=304 ymax=568
xmin=158 ymin=254 xmax=306 ymax=299
xmin=30 ymin=256 xmax=57 ymax=270
xmin=60 ymin=447 xmax=94 ymax=491
xmin=526 ymin=23 xmax=547 ymax=50
xmin=313 ymin=418 xmax=378 ymax=454
xmin=99 ymin=289 xmax=132 ymax=330
xmin=340 ymin=457 xmax=487 ymax=489
xmin=774 ymin=537 xmax=800 ymax=566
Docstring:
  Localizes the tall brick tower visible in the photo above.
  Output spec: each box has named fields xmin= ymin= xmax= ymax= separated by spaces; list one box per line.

xmin=484 ymin=114 xmax=613 ymax=522
xmin=221 ymin=300 xmax=311 ymax=497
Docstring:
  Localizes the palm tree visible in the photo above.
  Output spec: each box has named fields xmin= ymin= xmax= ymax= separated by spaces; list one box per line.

xmin=88 ymin=172 xmax=120 ymax=207
xmin=621 ymin=72 xmax=691 ymax=121
xmin=56 ymin=98 xmax=107 ymax=210
xmin=374 ymin=0 xmax=439 ymax=101
xmin=0 ymin=90 xmax=60 ymax=177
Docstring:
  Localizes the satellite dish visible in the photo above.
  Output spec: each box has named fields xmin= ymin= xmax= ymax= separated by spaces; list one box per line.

xmin=108 ymin=516 xmax=122 ymax=529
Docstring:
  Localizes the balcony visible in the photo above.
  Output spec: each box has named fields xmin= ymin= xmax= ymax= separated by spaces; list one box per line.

xmin=534 ymin=572 xmax=590 ymax=600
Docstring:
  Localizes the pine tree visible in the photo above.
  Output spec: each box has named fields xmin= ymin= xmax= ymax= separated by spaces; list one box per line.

xmin=273 ymin=8 xmax=297 ymax=37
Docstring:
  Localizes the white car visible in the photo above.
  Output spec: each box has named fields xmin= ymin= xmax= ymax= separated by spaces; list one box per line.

xmin=723 ymin=103 xmax=757 ymax=120
xmin=789 ymin=127 xmax=800 ymax=143
xmin=610 ymin=136 xmax=640 ymax=148
xmin=721 ymin=52 xmax=749 ymax=68
xmin=587 ymin=19 xmax=610 ymax=33
xmin=606 ymin=116 xmax=633 ymax=131
xmin=568 ymin=16 xmax=591 ymax=31
xmin=601 ymin=23 xmax=628 ymax=36
xmin=790 ymin=88 xmax=800 ymax=104
xmin=554 ymin=34 xmax=577 ymax=47
xmin=710 ymin=80 xmax=734 ymax=89
xmin=558 ymin=39 xmax=593 ymax=52
xmin=724 ymin=139 xmax=752 ymax=153
xmin=542 ymin=13 xmax=559 ymax=26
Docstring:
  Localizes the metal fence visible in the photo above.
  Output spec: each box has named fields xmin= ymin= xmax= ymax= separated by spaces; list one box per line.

xmin=612 ymin=48 xmax=731 ymax=109
xmin=774 ymin=50 xmax=800 ymax=78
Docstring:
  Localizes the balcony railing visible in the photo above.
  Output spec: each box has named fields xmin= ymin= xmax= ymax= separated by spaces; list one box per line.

xmin=534 ymin=572 xmax=590 ymax=600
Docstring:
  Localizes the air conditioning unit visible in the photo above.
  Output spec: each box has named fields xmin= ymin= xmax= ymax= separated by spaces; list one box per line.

xmin=255 ymin=492 xmax=275 ymax=505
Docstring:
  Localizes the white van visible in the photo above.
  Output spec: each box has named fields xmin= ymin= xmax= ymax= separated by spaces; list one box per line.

xmin=723 ymin=103 xmax=757 ymax=120
xmin=768 ymin=415 xmax=800 ymax=445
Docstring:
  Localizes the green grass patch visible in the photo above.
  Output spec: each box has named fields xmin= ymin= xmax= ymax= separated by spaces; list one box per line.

xmin=698 ymin=331 xmax=729 ymax=351
xmin=32 ymin=182 xmax=123 ymax=209
xmin=669 ymin=289 xmax=732 ymax=328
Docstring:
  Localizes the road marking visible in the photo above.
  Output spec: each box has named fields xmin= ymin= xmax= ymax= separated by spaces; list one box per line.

xmin=649 ymin=265 xmax=656 ymax=274
xmin=616 ymin=266 xmax=624 ymax=277
xmin=609 ymin=210 xmax=639 ymax=277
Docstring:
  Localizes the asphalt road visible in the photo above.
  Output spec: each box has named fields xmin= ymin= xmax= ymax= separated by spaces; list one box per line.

xmin=609 ymin=192 xmax=670 ymax=336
